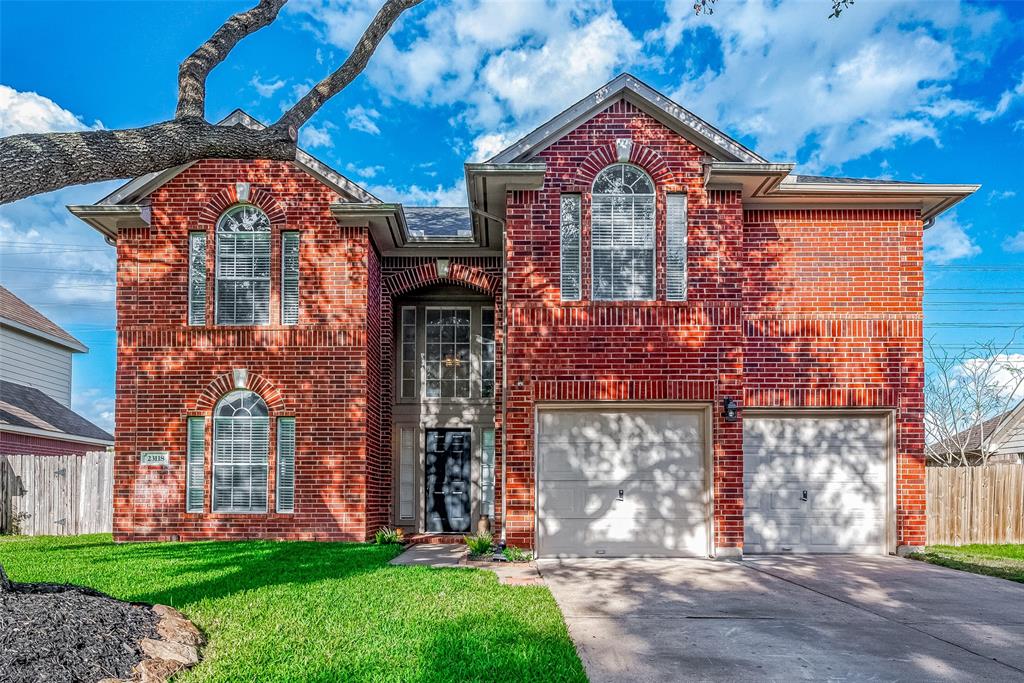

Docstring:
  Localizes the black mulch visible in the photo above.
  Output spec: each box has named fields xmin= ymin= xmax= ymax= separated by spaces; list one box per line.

xmin=0 ymin=564 xmax=159 ymax=683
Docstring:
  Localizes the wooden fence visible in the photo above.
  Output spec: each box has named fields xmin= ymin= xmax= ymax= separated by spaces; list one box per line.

xmin=0 ymin=451 xmax=113 ymax=535
xmin=927 ymin=464 xmax=1024 ymax=546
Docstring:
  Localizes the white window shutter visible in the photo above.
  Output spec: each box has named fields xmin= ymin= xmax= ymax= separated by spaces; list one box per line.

xmin=481 ymin=429 xmax=496 ymax=516
xmin=281 ymin=232 xmax=300 ymax=325
xmin=188 ymin=232 xmax=207 ymax=325
xmin=186 ymin=417 xmax=205 ymax=512
xmin=560 ymin=194 xmax=581 ymax=301
xmin=666 ymin=194 xmax=688 ymax=301
xmin=399 ymin=427 xmax=415 ymax=520
xmin=276 ymin=417 xmax=295 ymax=513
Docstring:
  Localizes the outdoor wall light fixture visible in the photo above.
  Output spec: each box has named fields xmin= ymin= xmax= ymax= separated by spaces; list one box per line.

xmin=436 ymin=258 xmax=450 ymax=278
xmin=722 ymin=397 xmax=739 ymax=423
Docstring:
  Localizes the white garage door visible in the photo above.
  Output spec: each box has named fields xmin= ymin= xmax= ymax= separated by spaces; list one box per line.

xmin=744 ymin=413 xmax=890 ymax=554
xmin=536 ymin=407 xmax=709 ymax=557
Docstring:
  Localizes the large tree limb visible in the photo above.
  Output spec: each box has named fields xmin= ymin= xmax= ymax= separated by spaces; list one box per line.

xmin=278 ymin=0 xmax=422 ymax=130
xmin=0 ymin=0 xmax=421 ymax=204
xmin=176 ymin=0 xmax=288 ymax=119
xmin=0 ymin=121 xmax=295 ymax=203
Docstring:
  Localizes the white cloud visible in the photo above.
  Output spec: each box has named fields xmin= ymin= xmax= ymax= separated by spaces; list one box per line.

xmin=652 ymin=0 xmax=1006 ymax=169
xmin=294 ymin=1 xmax=642 ymax=161
xmin=988 ymin=190 xmax=1016 ymax=203
xmin=924 ymin=212 xmax=981 ymax=264
xmin=346 ymin=104 xmax=381 ymax=135
xmin=300 ymin=121 xmax=336 ymax=148
xmin=250 ymin=75 xmax=287 ymax=98
xmin=345 ymin=162 xmax=384 ymax=178
xmin=72 ymin=387 xmax=115 ymax=434
xmin=366 ymin=178 xmax=467 ymax=206
xmin=1002 ymin=230 xmax=1024 ymax=254
xmin=0 ymin=85 xmax=101 ymax=136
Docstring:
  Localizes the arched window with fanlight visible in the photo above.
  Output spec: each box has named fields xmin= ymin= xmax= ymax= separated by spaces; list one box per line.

xmin=216 ymin=205 xmax=271 ymax=325
xmin=591 ymin=163 xmax=656 ymax=300
xmin=212 ymin=390 xmax=269 ymax=512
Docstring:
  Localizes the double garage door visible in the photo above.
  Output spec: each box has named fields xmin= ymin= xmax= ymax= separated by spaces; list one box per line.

xmin=536 ymin=407 xmax=890 ymax=557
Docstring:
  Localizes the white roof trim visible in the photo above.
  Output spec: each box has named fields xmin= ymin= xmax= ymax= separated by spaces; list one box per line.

xmin=96 ymin=110 xmax=379 ymax=206
xmin=488 ymin=73 xmax=766 ymax=165
xmin=0 ymin=317 xmax=87 ymax=353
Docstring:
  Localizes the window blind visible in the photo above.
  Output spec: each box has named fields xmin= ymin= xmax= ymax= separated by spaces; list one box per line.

xmin=188 ymin=232 xmax=207 ymax=325
xmin=216 ymin=205 xmax=271 ymax=325
xmin=186 ymin=417 xmax=205 ymax=512
xmin=212 ymin=390 xmax=269 ymax=513
xmin=591 ymin=164 xmax=656 ymax=300
xmin=276 ymin=417 xmax=295 ymax=513
xmin=281 ymin=232 xmax=299 ymax=325
xmin=666 ymin=194 xmax=688 ymax=301
xmin=560 ymin=194 xmax=581 ymax=301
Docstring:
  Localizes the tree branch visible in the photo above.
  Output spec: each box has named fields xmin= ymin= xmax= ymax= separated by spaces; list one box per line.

xmin=0 ymin=120 xmax=295 ymax=203
xmin=176 ymin=0 xmax=288 ymax=119
xmin=277 ymin=0 xmax=422 ymax=131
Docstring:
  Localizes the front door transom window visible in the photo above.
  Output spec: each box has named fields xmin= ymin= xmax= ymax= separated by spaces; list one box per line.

xmin=425 ymin=308 xmax=471 ymax=398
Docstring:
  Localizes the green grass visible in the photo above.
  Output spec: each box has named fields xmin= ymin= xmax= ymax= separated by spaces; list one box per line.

xmin=0 ymin=534 xmax=585 ymax=682
xmin=911 ymin=544 xmax=1024 ymax=584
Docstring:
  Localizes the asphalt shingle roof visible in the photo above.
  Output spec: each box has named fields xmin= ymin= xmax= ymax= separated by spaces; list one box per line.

xmin=404 ymin=207 xmax=473 ymax=238
xmin=0 ymin=380 xmax=113 ymax=442
xmin=0 ymin=285 xmax=84 ymax=349
xmin=929 ymin=409 xmax=1013 ymax=456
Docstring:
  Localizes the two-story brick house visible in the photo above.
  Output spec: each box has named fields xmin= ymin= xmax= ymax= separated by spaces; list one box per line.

xmin=70 ymin=74 xmax=977 ymax=556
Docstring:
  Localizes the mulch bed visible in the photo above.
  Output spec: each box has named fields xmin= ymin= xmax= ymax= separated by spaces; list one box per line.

xmin=0 ymin=564 xmax=200 ymax=683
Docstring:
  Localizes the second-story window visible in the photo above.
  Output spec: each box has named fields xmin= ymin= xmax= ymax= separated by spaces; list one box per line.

xmin=216 ymin=205 xmax=271 ymax=325
xmin=591 ymin=163 xmax=655 ymax=301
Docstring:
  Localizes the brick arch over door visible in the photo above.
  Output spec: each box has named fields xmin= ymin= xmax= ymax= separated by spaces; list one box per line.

xmin=384 ymin=261 xmax=499 ymax=299
xmin=197 ymin=185 xmax=287 ymax=228
xmin=573 ymin=141 xmax=674 ymax=187
xmin=192 ymin=371 xmax=287 ymax=415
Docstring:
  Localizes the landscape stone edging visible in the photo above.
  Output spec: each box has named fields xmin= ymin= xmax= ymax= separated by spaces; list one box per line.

xmin=98 ymin=604 xmax=204 ymax=683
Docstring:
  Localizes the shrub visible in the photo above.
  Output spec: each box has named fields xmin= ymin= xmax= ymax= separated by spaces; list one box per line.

xmin=465 ymin=532 xmax=493 ymax=557
xmin=502 ymin=546 xmax=532 ymax=563
xmin=374 ymin=527 xmax=403 ymax=545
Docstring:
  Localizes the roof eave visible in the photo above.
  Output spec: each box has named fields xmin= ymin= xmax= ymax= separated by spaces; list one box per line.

xmin=0 ymin=423 xmax=113 ymax=447
xmin=0 ymin=317 xmax=88 ymax=353
xmin=66 ymin=204 xmax=151 ymax=242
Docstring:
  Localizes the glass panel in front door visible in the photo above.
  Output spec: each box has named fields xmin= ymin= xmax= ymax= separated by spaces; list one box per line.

xmin=425 ymin=309 xmax=471 ymax=398
xmin=424 ymin=429 xmax=471 ymax=533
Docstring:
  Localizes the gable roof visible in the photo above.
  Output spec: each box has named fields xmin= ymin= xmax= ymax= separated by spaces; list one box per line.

xmin=0 ymin=285 xmax=86 ymax=352
xmin=928 ymin=398 xmax=1024 ymax=459
xmin=488 ymin=73 xmax=767 ymax=165
xmin=0 ymin=379 xmax=113 ymax=445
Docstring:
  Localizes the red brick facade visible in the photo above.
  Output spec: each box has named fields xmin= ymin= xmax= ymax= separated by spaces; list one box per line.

xmin=109 ymin=100 xmax=926 ymax=550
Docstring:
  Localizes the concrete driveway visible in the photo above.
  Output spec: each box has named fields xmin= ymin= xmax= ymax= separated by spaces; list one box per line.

xmin=538 ymin=555 xmax=1024 ymax=682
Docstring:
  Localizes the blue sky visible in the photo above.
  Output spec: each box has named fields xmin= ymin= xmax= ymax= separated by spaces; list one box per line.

xmin=1 ymin=0 xmax=1023 ymax=432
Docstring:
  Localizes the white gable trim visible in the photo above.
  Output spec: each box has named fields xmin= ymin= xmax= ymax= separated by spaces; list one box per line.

xmin=97 ymin=110 xmax=379 ymax=206
xmin=488 ymin=73 xmax=766 ymax=165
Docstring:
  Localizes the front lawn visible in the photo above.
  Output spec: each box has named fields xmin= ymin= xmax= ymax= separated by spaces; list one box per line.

xmin=0 ymin=534 xmax=585 ymax=682
xmin=912 ymin=544 xmax=1024 ymax=584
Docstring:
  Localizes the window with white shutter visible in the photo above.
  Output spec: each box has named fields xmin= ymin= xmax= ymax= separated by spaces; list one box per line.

xmin=212 ymin=390 xmax=269 ymax=513
xmin=281 ymin=232 xmax=299 ymax=325
xmin=666 ymin=194 xmax=688 ymax=301
xmin=481 ymin=429 xmax=496 ymax=516
xmin=186 ymin=417 xmax=205 ymax=512
xmin=400 ymin=307 xmax=416 ymax=398
xmin=215 ymin=205 xmax=271 ymax=325
xmin=591 ymin=164 xmax=656 ymax=300
xmin=560 ymin=194 xmax=581 ymax=301
xmin=188 ymin=232 xmax=207 ymax=325
xmin=398 ymin=426 xmax=415 ymax=521
xmin=276 ymin=417 xmax=295 ymax=513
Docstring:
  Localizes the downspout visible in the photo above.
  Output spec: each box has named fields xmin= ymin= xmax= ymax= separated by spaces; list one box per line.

xmin=469 ymin=204 xmax=508 ymax=546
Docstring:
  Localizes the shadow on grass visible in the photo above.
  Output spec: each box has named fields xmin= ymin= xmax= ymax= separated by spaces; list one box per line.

xmin=909 ymin=551 xmax=1024 ymax=584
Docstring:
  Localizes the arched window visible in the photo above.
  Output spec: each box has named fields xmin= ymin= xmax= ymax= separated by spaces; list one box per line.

xmin=216 ymin=205 xmax=271 ymax=325
xmin=591 ymin=163 xmax=656 ymax=300
xmin=213 ymin=390 xmax=269 ymax=512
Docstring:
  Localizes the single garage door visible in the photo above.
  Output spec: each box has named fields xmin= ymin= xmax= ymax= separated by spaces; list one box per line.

xmin=536 ymin=407 xmax=709 ymax=557
xmin=743 ymin=412 xmax=890 ymax=554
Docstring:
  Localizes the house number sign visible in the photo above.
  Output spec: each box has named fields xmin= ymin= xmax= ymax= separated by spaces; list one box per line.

xmin=140 ymin=451 xmax=169 ymax=466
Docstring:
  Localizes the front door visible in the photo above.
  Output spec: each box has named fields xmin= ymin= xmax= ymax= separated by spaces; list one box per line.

xmin=425 ymin=429 xmax=471 ymax=532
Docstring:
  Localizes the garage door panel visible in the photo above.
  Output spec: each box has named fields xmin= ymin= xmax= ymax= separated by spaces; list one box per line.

xmin=539 ymin=441 xmax=705 ymax=479
xmin=539 ymin=410 xmax=704 ymax=443
xmin=537 ymin=407 xmax=709 ymax=558
xmin=744 ymin=413 xmax=889 ymax=554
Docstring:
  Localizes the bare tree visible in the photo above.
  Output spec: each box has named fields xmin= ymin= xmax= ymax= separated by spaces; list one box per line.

xmin=925 ymin=332 xmax=1024 ymax=466
xmin=695 ymin=0 xmax=853 ymax=18
xmin=0 ymin=0 xmax=421 ymax=205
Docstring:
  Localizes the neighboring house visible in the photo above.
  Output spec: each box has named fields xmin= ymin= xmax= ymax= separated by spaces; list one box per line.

xmin=0 ymin=286 xmax=114 ymax=455
xmin=68 ymin=74 xmax=978 ymax=556
xmin=927 ymin=399 xmax=1024 ymax=466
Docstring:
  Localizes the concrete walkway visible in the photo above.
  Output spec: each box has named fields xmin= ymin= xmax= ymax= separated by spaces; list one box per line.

xmin=538 ymin=555 xmax=1024 ymax=682
xmin=390 ymin=543 xmax=544 ymax=585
